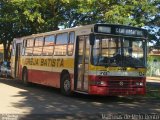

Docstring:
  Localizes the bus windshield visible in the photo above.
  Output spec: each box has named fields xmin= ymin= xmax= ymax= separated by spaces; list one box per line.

xmin=92 ymin=35 xmax=146 ymax=67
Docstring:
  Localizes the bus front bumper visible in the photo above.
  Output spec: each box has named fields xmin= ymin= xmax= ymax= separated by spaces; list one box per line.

xmin=89 ymin=86 xmax=146 ymax=96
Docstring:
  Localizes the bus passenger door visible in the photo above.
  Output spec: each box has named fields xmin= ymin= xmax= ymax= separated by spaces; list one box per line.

xmin=15 ymin=43 xmax=21 ymax=78
xmin=76 ymin=36 xmax=89 ymax=92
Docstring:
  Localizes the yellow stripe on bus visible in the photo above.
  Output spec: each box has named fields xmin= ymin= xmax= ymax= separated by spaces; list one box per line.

xmin=89 ymin=64 xmax=146 ymax=72
xmin=21 ymin=57 xmax=74 ymax=69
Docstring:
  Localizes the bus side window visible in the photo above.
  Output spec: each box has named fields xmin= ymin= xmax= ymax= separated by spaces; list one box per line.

xmin=22 ymin=40 xmax=26 ymax=56
xmin=33 ymin=37 xmax=43 ymax=56
xmin=22 ymin=48 xmax=25 ymax=56
xmin=24 ymin=38 xmax=34 ymax=56
xmin=25 ymin=48 xmax=33 ymax=56
xmin=42 ymin=35 xmax=55 ymax=56
xmin=68 ymin=32 xmax=75 ymax=56
xmin=54 ymin=33 xmax=68 ymax=56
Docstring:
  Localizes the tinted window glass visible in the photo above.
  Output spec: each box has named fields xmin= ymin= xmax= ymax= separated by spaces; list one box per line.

xmin=56 ymin=33 xmax=68 ymax=44
xmin=25 ymin=48 xmax=33 ymax=56
xmin=44 ymin=35 xmax=55 ymax=46
xmin=42 ymin=46 xmax=53 ymax=56
xmin=54 ymin=45 xmax=67 ymax=56
xmin=67 ymin=44 xmax=74 ymax=56
xmin=33 ymin=47 xmax=42 ymax=56
xmin=26 ymin=38 xmax=34 ymax=47
xmin=69 ymin=32 xmax=75 ymax=43
xmin=23 ymin=40 xmax=26 ymax=47
xmin=35 ymin=37 xmax=43 ymax=47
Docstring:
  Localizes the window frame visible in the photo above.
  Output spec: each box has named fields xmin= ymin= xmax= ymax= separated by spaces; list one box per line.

xmin=67 ymin=31 xmax=75 ymax=56
xmin=42 ymin=34 xmax=55 ymax=56
xmin=32 ymin=36 xmax=44 ymax=56
xmin=56 ymin=32 xmax=68 ymax=45
xmin=24 ymin=38 xmax=34 ymax=56
xmin=54 ymin=32 xmax=68 ymax=56
xmin=26 ymin=38 xmax=34 ymax=47
xmin=44 ymin=34 xmax=55 ymax=46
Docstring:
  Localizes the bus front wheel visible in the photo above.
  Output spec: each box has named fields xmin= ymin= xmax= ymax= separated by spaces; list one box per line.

xmin=61 ymin=74 xmax=72 ymax=96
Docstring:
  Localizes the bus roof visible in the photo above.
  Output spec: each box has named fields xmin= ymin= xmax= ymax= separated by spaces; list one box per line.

xmin=14 ymin=24 xmax=94 ymax=40
xmin=13 ymin=23 xmax=147 ymax=40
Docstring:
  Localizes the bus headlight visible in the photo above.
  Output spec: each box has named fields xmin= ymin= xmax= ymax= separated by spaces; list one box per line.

xmin=96 ymin=81 xmax=107 ymax=86
xmin=99 ymin=81 xmax=106 ymax=85
xmin=139 ymin=82 xmax=143 ymax=86
xmin=136 ymin=82 xmax=143 ymax=86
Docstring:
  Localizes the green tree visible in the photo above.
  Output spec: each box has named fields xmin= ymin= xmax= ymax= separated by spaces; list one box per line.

xmin=0 ymin=0 xmax=46 ymax=60
xmin=0 ymin=0 xmax=16 ymax=60
xmin=0 ymin=0 xmax=159 ymax=60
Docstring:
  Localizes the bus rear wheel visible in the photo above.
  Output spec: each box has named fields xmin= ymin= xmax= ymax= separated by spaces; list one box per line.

xmin=22 ymin=69 xmax=30 ymax=86
xmin=61 ymin=74 xmax=72 ymax=96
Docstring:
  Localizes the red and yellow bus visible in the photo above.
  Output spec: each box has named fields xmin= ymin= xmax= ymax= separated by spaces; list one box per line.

xmin=11 ymin=24 xmax=147 ymax=96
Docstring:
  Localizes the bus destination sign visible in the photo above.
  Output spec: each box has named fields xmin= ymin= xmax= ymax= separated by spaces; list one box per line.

xmin=115 ymin=28 xmax=143 ymax=36
xmin=95 ymin=24 xmax=146 ymax=37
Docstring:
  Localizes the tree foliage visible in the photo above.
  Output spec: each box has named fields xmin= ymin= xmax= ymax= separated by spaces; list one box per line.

xmin=0 ymin=0 xmax=159 ymax=60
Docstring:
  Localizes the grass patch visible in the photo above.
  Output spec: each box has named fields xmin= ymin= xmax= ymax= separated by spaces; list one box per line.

xmin=146 ymin=86 xmax=160 ymax=99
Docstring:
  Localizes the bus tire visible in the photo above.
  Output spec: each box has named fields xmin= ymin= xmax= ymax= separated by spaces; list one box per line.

xmin=22 ymin=69 xmax=30 ymax=86
xmin=60 ymin=74 xmax=72 ymax=96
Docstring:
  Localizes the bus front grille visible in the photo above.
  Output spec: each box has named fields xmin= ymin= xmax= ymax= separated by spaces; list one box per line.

xmin=108 ymin=80 xmax=131 ymax=88
xmin=107 ymin=78 xmax=143 ymax=95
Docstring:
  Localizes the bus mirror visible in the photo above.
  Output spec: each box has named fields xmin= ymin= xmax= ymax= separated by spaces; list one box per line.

xmin=89 ymin=33 xmax=95 ymax=45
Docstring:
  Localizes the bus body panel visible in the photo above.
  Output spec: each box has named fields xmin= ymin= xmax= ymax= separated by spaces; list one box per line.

xmin=20 ymin=56 xmax=74 ymax=88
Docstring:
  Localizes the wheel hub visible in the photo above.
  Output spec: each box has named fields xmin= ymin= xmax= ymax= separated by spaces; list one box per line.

xmin=64 ymin=79 xmax=70 ymax=91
